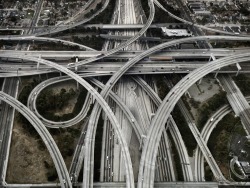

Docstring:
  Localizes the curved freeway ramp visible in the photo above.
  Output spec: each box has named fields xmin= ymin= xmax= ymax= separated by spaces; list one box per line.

xmin=0 ymin=55 xmax=135 ymax=188
xmin=0 ymin=92 xmax=72 ymax=188
xmin=138 ymin=53 xmax=250 ymax=188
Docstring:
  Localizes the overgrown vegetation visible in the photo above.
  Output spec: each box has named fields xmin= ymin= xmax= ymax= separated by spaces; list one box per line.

xmin=32 ymin=41 xmax=80 ymax=51
xmin=154 ymin=75 xmax=196 ymax=156
xmin=153 ymin=6 xmax=181 ymax=24
xmin=72 ymin=35 xmax=105 ymax=50
xmin=212 ymin=41 xmax=250 ymax=48
xmin=172 ymin=106 xmax=197 ymax=156
xmin=141 ymin=0 xmax=150 ymax=17
xmin=89 ymin=0 xmax=116 ymax=24
xmin=84 ymin=2 xmax=103 ymax=18
xmin=37 ymin=86 xmax=87 ymax=122
xmin=197 ymin=91 xmax=228 ymax=130
xmin=19 ymin=78 xmax=41 ymax=105
xmin=16 ymin=78 xmax=85 ymax=181
xmin=233 ymin=74 xmax=250 ymax=96
xmin=208 ymin=113 xmax=245 ymax=180
xmin=168 ymin=131 xmax=184 ymax=181
xmin=155 ymin=75 xmax=169 ymax=100
xmin=94 ymin=117 xmax=104 ymax=181
xmin=204 ymin=162 xmax=213 ymax=181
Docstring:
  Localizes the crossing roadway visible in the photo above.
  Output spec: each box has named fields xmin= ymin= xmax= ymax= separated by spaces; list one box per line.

xmin=0 ymin=55 xmax=135 ymax=188
xmin=138 ymin=53 xmax=250 ymax=188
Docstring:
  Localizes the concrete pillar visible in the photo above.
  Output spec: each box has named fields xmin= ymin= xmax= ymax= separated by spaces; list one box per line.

xmin=209 ymin=53 xmax=216 ymax=62
xmin=75 ymin=57 xmax=79 ymax=89
xmin=236 ymin=63 xmax=241 ymax=77
xmin=76 ymin=82 xmax=79 ymax=90
xmin=214 ymin=68 xmax=220 ymax=79
xmin=198 ymin=77 xmax=203 ymax=85
xmin=37 ymin=55 xmax=41 ymax=70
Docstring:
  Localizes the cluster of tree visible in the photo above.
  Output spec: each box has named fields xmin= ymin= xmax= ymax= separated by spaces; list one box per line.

xmin=141 ymin=0 xmax=150 ymax=18
xmin=37 ymin=87 xmax=77 ymax=120
xmin=208 ymin=113 xmax=242 ymax=180
xmin=52 ymin=26 xmax=101 ymax=38
xmin=84 ymin=2 xmax=103 ymax=18
xmin=168 ymin=132 xmax=184 ymax=181
xmin=172 ymin=105 xmax=197 ymax=156
xmin=204 ymin=162 xmax=213 ymax=181
xmin=197 ymin=91 xmax=228 ymax=130
xmin=72 ymin=35 xmax=105 ymax=50
xmin=94 ymin=117 xmax=104 ymax=181
xmin=153 ymin=6 xmax=181 ymax=24
xmin=57 ymin=132 xmax=74 ymax=157
xmin=158 ymin=0 xmax=181 ymax=16
xmin=149 ymin=28 xmax=163 ymax=37
xmin=212 ymin=41 xmax=250 ymax=48
xmin=189 ymin=98 xmax=200 ymax=109
xmin=88 ymin=0 xmax=116 ymax=24
xmin=33 ymin=41 xmax=80 ymax=51
xmin=44 ymin=161 xmax=58 ymax=181
xmin=233 ymin=74 xmax=250 ymax=96
xmin=155 ymin=75 xmax=170 ymax=100
xmin=19 ymin=78 xmax=41 ymax=105
xmin=36 ymin=87 xmax=87 ymax=122
xmin=239 ymin=5 xmax=250 ymax=16
xmin=0 ymin=30 xmax=21 ymax=35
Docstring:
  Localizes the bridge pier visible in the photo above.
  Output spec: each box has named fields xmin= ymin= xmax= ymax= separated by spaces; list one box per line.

xmin=36 ymin=55 xmax=41 ymax=70
xmin=75 ymin=57 xmax=79 ymax=90
xmin=139 ymin=135 xmax=147 ymax=151
xmin=214 ymin=68 xmax=220 ymax=79
xmin=198 ymin=78 xmax=203 ymax=85
xmin=236 ymin=63 xmax=241 ymax=76
xmin=16 ymin=69 xmax=22 ymax=84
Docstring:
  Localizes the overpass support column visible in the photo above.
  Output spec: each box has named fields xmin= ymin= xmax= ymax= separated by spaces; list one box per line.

xmin=214 ymin=68 xmax=220 ymax=79
xmin=139 ymin=135 xmax=147 ymax=151
xmin=75 ymin=57 xmax=79 ymax=90
xmin=166 ymin=115 xmax=172 ymax=129
xmin=236 ymin=63 xmax=241 ymax=76
xmin=37 ymin=55 xmax=41 ymax=81
xmin=209 ymin=53 xmax=216 ymax=62
xmin=36 ymin=61 xmax=40 ymax=70
xmin=16 ymin=69 xmax=22 ymax=84
xmin=198 ymin=78 xmax=203 ymax=85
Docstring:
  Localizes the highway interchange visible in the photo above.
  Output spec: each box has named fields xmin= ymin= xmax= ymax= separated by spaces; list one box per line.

xmin=2 ymin=0 xmax=250 ymax=187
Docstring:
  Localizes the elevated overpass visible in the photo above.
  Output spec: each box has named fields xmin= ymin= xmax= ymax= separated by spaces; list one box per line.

xmin=0 ymin=54 xmax=135 ymax=188
xmin=0 ymin=92 xmax=72 ymax=188
xmin=138 ymin=53 xmax=250 ymax=188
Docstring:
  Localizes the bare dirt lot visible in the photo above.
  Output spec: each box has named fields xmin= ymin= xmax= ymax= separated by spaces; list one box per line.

xmin=6 ymin=119 xmax=54 ymax=183
xmin=6 ymin=78 xmax=83 ymax=183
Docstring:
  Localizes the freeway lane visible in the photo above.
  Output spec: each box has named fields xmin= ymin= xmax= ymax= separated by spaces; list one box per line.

xmin=0 ymin=78 xmax=18 ymax=186
xmin=82 ymin=1 xmax=155 ymax=187
xmin=132 ymin=76 xmax=193 ymax=181
xmin=3 ymin=48 xmax=250 ymax=59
